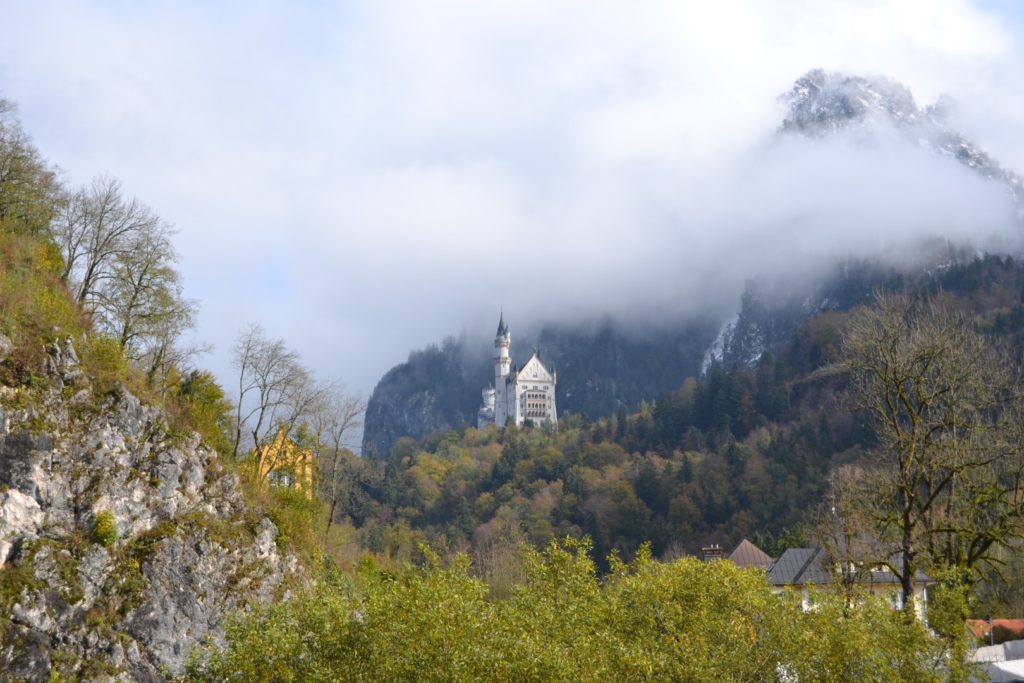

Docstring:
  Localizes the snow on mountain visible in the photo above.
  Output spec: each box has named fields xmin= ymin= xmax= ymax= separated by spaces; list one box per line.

xmin=698 ymin=70 xmax=1024 ymax=376
xmin=700 ymin=314 xmax=738 ymax=374
xmin=780 ymin=69 xmax=1024 ymax=207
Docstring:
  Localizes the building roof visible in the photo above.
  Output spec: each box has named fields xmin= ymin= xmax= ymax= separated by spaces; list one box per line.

xmin=516 ymin=353 xmax=553 ymax=382
xmin=729 ymin=539 xmax=773 ymax=570
xmin=967 ymin=619 xmax=1024 ymax=639
xmin=766 ymin=546 xmax=934 ymax=587
xmin=496 ymin=312 xmax=508 ymax=337
xmin=767 ymin=547 xmax=832 ymax=586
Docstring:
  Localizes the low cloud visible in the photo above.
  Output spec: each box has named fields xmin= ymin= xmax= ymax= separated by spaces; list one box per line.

xmin=1 ymin=0 xmax=1021 ymax=393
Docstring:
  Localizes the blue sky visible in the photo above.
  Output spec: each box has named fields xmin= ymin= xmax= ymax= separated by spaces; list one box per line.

xmin=1 ymin=0 xmax=1023 ymax=398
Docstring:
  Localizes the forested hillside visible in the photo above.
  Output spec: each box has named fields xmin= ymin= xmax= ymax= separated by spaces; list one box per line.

xmin=362 ymin=317 xmax=718 ymax=458
xmin=188 ymin=254 xmax=1024 ymax=680
xmin=327 ymin=254 xmax=1024 ymax=615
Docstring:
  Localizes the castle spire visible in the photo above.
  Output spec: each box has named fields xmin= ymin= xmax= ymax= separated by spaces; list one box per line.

xmin=496 ymin=311 xmax=508 ymax=337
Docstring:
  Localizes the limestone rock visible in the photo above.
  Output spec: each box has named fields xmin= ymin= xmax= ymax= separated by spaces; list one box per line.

xmin=0 ymin=341 xmax=302 ymax=681
xmin=0 ymin=332 xmax=13 ymax=364
xmin=0 ymin=489 xmax=43 ymax=565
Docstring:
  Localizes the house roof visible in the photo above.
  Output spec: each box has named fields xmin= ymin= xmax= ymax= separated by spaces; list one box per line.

xmin=767 ymin=546 xmax=934 ymax=587
xmin=767 ymin=547 xmax=832 ymax=586
xmin=729 ymin=539 xmax=773 ymax=569
xmin=967 ymin=619 xmax=1024 ymax=639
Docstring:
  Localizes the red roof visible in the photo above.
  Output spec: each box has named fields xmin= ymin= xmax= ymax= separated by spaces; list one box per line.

xmin=967 ymin=619 xmax=1024 ymax=639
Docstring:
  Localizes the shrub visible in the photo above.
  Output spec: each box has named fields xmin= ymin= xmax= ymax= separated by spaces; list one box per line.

xmin=264 ymin=485 xmax=323 ymax=562
xmin=177 ymin=370 xmax=234 ymax=455
xmin=91 ymin=511 xmax=118 ymax=548
xmin=78 ymin=336 xmax=129 ymax=394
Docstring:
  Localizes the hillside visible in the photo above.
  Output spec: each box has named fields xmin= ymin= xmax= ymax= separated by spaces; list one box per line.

xmin=0 ymin=341 xmax=299 ymax=679
xmin=328 ymin=254 xmax=1024 ymax=618
xmin=0 ymin=99 xmax=308 ymax=680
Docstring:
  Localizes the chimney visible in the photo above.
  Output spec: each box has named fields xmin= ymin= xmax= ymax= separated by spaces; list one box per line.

xmin=701 ymin=544 xmax=725 ymax=562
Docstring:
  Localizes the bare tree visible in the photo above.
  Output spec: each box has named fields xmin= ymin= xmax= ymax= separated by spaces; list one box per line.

xmin=56 ymin=176 xmax=162 ymax=305
xmin=53 ymin=175 xmax=198 ymax=391
xmin=840 ymin=292 xmax=1024 ymax=612
xmin=94 ymin=220 xmax=198 ymax=366
xmin=231 ymin=325 xmax=331 ymax=472
xmin=315 ymin=388 xmax=367 ymax=531
xmin=815 ymin=464 xmax=893 ymax=607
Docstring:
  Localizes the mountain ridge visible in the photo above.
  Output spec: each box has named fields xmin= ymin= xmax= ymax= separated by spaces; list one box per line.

xmin=363 ymin=68 xmax=1024 ymax=457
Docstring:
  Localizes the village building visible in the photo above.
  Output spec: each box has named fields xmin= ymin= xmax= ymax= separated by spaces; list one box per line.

xmin=766 ymin=546 xmax=933 ymax=619
xmin=253 ymin=426 xmax=315 ymax=499
xmin=478 ymin=314 xmax=558 ymax=429
xmin=701 ymin=538 xmax=932 ymax=619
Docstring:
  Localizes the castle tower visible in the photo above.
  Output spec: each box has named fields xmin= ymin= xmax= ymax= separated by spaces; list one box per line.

xmin=494 ymin=313 xmax=511 ymax=426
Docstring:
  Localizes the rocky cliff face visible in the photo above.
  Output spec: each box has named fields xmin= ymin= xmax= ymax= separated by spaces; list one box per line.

xmin=0 ymin=336 xmax=300 ymax=681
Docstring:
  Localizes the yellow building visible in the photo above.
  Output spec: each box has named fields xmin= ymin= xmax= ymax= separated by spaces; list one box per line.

xmin=254 ymin=427 xmax=315 ymax=498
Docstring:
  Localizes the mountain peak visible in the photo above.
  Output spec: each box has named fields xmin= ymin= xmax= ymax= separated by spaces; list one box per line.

xmin=780 ymin=69 xmax=920 ymax=135
xmin=779 ymin=69 xmax=1023 ymax=206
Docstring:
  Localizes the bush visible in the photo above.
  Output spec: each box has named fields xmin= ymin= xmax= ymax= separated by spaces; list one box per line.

xmin=0 ymin=231 xmax=85 ymax=384
xmin=177 ymin=370 xmax=234 ymax=455
xmin=264 ymin=485 xmax=323 ymax=562
xmin=91 ymin=511 xmax=118 ymax=548
xmin=78 ymin=336 xmax=129 ymax=393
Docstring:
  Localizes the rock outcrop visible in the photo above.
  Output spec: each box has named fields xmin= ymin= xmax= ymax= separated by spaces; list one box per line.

xmin=0 ymin=338 xmax=300 ymax=681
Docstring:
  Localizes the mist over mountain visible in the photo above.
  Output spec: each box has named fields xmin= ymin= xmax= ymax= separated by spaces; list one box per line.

xmin=363 ymin=69 xmax=1024 ymax=457
xmin=779 ymin=69 xmax=1024 ymax=207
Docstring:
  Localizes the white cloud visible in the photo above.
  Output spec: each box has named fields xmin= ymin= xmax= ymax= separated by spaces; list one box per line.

xmin=0 ymin=0 xmax=1021 ymax=395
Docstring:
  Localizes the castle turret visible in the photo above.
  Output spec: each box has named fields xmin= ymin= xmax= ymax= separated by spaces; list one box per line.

xmin=477 ymin=386 xmax=496 ymax=429
xmin=494 ymin=313 xmax=511 ymax=426
xmin=494 ymin=313 xmax=511 ymax=382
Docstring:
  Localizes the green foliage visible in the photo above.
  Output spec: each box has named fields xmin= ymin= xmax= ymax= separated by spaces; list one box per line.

xmin=0 ymin=558 xmax=44 ymax=614
xmin=190 ymin=539 xmax=947 ymax=682
xmin=0 ymin=231 xmax=82 ymax=379
xmin=0 ymin=98 xmax=63 ymax=238
xmin=90 ymin=511 xmax=118 ymax=548
xmin=78 ymin=335 xmax=130 ymax=394
xmin=265 ymin=486 xmax=323 ymax=556
xmin=177 ymin=369 xmax=234 ymax=455
xmin=927 ymin=568 xmax=977 ymax=682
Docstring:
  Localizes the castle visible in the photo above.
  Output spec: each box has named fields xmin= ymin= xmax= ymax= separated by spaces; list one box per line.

xmin=477 ymin=314 xmax=558 ymax=429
